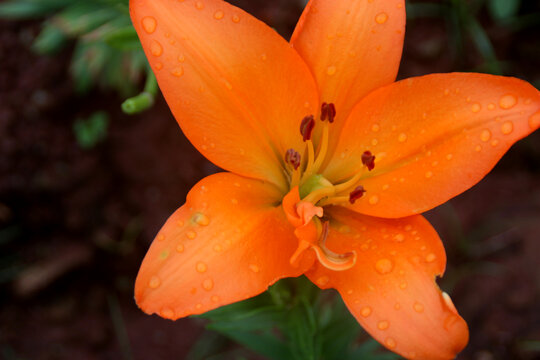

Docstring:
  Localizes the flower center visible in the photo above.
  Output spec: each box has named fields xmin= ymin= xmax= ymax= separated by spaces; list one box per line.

xmin=282 ymin=102 xmax=377 ymax=271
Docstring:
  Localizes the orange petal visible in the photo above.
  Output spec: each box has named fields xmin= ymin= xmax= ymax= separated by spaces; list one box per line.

xmin=290 ymin=0 xmax=405 ymax=154
xmin=134 ymin=173 xmax=315 ymax=319
xmin=306 ymin=207 xmax=468 ymax=360
xmin=325 ymin=73 xmax=540 ymax=218
xmin=131 ymin=0 xmax=319 ymax=190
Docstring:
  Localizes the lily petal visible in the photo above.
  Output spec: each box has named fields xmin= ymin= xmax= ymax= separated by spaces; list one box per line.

xmin=131 ymin=0 xmax=319 ymax=190
xmin=325 ymin=73 xmax=540 ymax=218
xmin=135 ymin=173 xmax=315 ymax=319
xmin=291 ymin=0 xmax=405 ymax=152
xmin=306 ymin=207 xmax=468 ymax=360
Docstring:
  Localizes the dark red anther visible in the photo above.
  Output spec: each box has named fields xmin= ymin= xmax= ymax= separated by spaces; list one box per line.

xmin=300 ymin=115 xmax=315 ymax=142
xmin=361 ymin=151 xmax=376 ymax=171
xmin=349 ymin=186 xmax=366 ymax=204
xmin=321 ymin=102 xmax=336 ymax=123
xmin=285 ymin=149 xmax=301 ymax=170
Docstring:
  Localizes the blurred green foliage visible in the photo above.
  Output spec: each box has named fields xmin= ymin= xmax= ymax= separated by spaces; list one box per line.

xmin=191 ymin=277 xmax=399 ymax=360
xmin=73 ymin=111 xmax=109 ymax=149
xmin=0 ymin=0 xmax=154 ymax=111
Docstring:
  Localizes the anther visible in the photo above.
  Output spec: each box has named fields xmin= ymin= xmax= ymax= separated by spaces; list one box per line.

xmin=321 ymin=102 xmax=336 ymax=123
xmin=285 ymin=149 xmax=301 ymax=170
xmin=362 ymin=151 xmax=376 ymax=171
xmin=300 ymin=115 xmax=315 ymax=142
xmin=349 ymin=186 xmax=366 ymax=204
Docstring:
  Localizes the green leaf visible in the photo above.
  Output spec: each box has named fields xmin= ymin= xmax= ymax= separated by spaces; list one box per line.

xmin=73 ymin=111 xmax=109 ymax=149
xmin=32 ymin=23 xmax=67 ymax=55
xmin=488 ymin=0 xmax=521 ymax=21
xmin=104 ymin=26 xmax=142 ymax=51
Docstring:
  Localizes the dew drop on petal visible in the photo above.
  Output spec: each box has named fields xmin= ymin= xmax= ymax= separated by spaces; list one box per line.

xmin=178 ymin=54 xmax=185 ymax=63
xmin=530 ymin=111 xmax=540 ymax=129
xmin=231 ymin=198 xmax=238 ymax=205
xmin=398 ymin=133 xmax=407 ymax=142
xmin=149 ymin=276 xmax=161 ymax=289
xmin=487 ymin=103 xmax=495 ymax=110
xmin=195 ymin=1 xmax=204 ymax=10
xmin=375 ymin=258 xmax=393 ymax=274
xmin=425 ymin=171 xmax=433 ymax=179
xmin=480 ymin=129 xmax=491 ymax=142
xmin=394 ymin=302 xmax=401 ymax=310
xmin=499 ymin=94 xmax=517 ymax=109
xmin=378 ymin=320 xmax=389 ymax=330
xmin=213 ymin=10 xmax=224 ymax=20
xmin=160 ymin=307 xmax=175 ymax=319
xmin=157 ymin=234 xmax=165 ymax=241
xmin=426 ymin=253 xmax=436 ymax=262
xmin=501 ymin=121 xmax=514 ymax=135
xmin=232 ymin=14 xmax=240 ymax=23
xmin=369 ymin=195 xmax=379 ymax=205
xmin=393 ymin=233 xmax=405 ymax=242
xmin=193 ymin=212 xmax=210 ymax=226
xmin=142 ymin=16 xmax=157 ymax=34
xmin=399 ymin=282 xmax=407 ymax=289
xmin=371 ymin=124 xmax=380 ymax=132
xmin=150 ymin=40 xmax=163 ymax=57
xmin=326 ymin=65 xmax=337 ymax=75
xmin=176 ymin=244 xmax=184 ymax=253
xmin=186 ymin=230 xmax=197 ymax=240
xmin=171 ymin=67 xmax=184 ymax=77
xmin=385 ymin=337 xmax=397 ymax=349
xmin=316 ymin=276 xmax=330 ymax=286
xmin=413 ymin=302 xmax=425 ymax=313
xmin=213 ymin=244 xmax=222 ymax=252
xmin=196 ymin=262 xmax=207 ymax=273
xmin=375 ymin=12 xmax=388 ymax=24
xmin=475 ymin=145 xmax=482 ymax=152
xmin=249 ymin=264 xmax=260 ymax=273
xmin=360 ymin=306 xmax=372 ymax=317
xmin=211 ymin=295 xmax=220 ymax=302
xmin=202 ymin=278 xmax=214 ymax=291
xmin=471 ymin=103 xmax=481 ymax=113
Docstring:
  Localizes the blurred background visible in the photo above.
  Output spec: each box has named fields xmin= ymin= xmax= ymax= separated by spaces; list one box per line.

xmin=0 ymin=0 xmax=539 ymax=359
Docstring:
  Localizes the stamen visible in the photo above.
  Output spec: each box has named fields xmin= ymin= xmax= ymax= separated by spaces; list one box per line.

xmin=285 ymin=149 xmax=301 ymax=170
xmin=312 ymin=222 xmax=357 ymax=271
xmin=321 ymin=102 xmax=336 ymax=123
xmin=300 ymin=115 xmax=315 ymax=142
xmin=362 ymin=151 xmax=376 ymax=171
xmin=349 ymin=186 xmax=366 ymax=204
xmin=311 ymin=122 xmax=329 ymax=174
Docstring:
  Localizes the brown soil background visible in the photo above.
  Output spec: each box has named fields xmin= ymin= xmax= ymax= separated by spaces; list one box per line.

xmin=1 ymin=0 xmax=539 ymax=359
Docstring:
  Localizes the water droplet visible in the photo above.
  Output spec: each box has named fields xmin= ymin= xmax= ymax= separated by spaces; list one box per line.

xmin=425 ymin=171 xmax=433 ymax=179
xmin=249 ymin=264 xmax=260 ymax=273
xmin=142 ymin=16 xmax=157 ymax=34
xmin=377 ymin=320 xmax=389 ymax=330
xmin=499 ymin=94 xmax=517 ymax=109
xmin=375 ymin=12 xmax=388 ymax=24
xmin=444 ymin=89 xmax=450 ymax=95
xmin=475 ymin=145 xmax=482 ymax=152
xmin=195 ymin=303 xmax=203 ymax=310
xmin=177 ymin=220 xmax=184 ymax=227
xmin=371 ymin=124 xmax=380 ymax=132
xmin=385 ymin=337 xmax=396 ymax=349
xmin=232 ymin=14 xmax=240 ymax=23
xmin=231 ymin=198 xmax=238 ymax=205
xmin=480 ymin=129 xmax=491 ymax=142
xmin=501 ymin=121 xmax=514 ymax=135
xmin=157 ymin=234 xmax=165 ymax=241
xmin=394 ymin=302 xmax=401 ymax=310
xmin=425 ymin=253 xmax=436 ymax=262
xmin=369 ymin=195 xmax=379 ymax=205
xmin=491 ymin=139 xmax=499 ymax=147
xmin=382 ymin=184 xmax=390 ymax=191
xmin=375 ymin=258 xmax=393 ymax=274
xmin=192 ymin=212 xmax=210 ymax=226
xmin=171 ymin=67 xmax=184 ymax=77
xmin=160 ymin=250 xmax=170 ymax=260
xmin=186 ymin=230 xmax=197 ymax=239
xmin=213 ymin=10 xmax=224 ymax=19
xmin=360 ymin=243 xmax=369 ymax=251
xmin=399 ymin=282 xmax=407 ymax=289
xmin=471 ymin=103 xmax=481 ymax=113
xmin=360 ymin=306 xmax=372 ymax=317
xmin=202 ymin=278 xmax=214 ymax=290
xmin=487 ymin=103 xmax=495 ymax=110
xmin=149 ymin=276 xmax=161 ymax=289
xmin=211 ymin=295 xmax=220 ymax=302
xmin=195 ymin=1 xmax=204 ymax=10
xmin=196 ymin=262 xmax=207 ymax=273
xmin=160 ymin=307 xmax=175 ymax=318
xmin=213 ymin=244 xmax=222 ymax=252
xmin=316 ymin=276 xmax=329 ymax=286
xmin=151 ymin=40 xmax=163 ymax=57
xmin=326 ymin=65 xmax=337 ymax=75
xmin=529 ymin=111 xmax=540 ymax=129
xmin=413 ymin=302 xmax=424 ymax=313
xmin=404 ymin=225 xmax=412 ymax=231
xmin=155 ymin=62 xmax=163 ymax=70
xmin=178 ymin=54 xmax=185 ymax=62
xmin=393 ymin=233 xmax=405 ymax=242
xmin=176 ymin=244 xmax=184 ymax=253
xmin=398 ymin=133 xmax=407 ymax=142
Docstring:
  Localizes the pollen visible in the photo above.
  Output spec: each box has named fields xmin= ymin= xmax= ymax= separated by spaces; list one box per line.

xmin=300 ymin=115 xmax=315 ymax=142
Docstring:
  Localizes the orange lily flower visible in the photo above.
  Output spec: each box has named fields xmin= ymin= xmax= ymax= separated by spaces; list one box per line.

xmin=131 ymin=0 xmax=540 ymax=358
